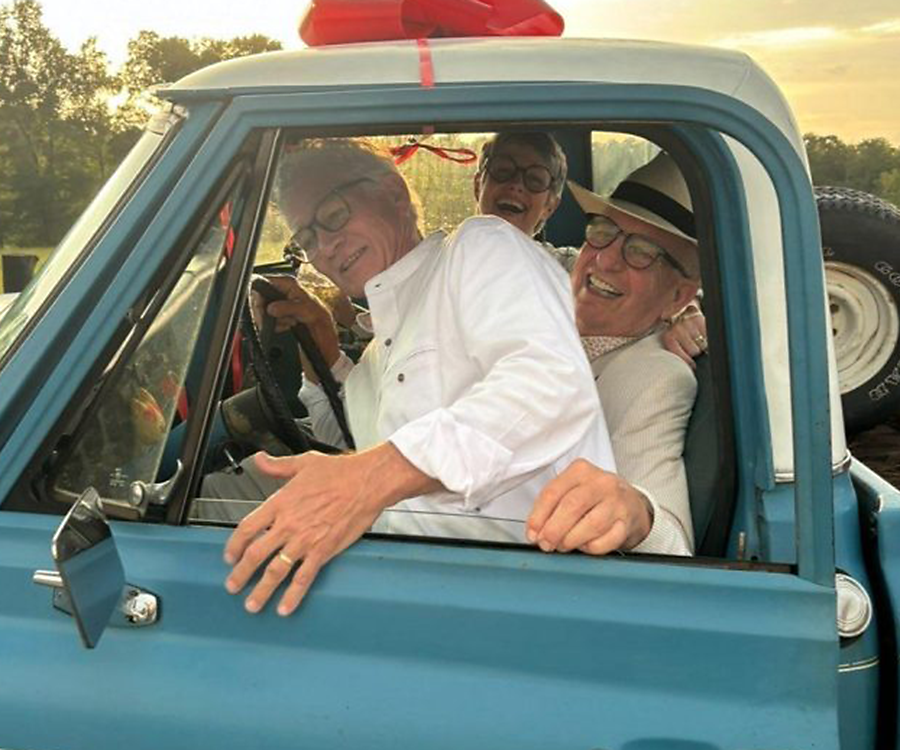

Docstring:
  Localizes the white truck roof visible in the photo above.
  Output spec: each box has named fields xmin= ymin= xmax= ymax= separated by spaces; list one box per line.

xmin=169 ymin=37 xmax=804 ymax=155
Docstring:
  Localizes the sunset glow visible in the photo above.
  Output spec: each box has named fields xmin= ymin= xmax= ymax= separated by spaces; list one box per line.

xmin=33 ymin=0 xmax=900 ymax=143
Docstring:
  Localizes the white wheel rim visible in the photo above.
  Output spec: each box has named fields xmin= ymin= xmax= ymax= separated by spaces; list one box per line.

xmin=826 ymin=261 xmax=900 ymax=393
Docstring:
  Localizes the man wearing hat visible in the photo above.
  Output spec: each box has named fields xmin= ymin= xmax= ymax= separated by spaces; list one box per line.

xmin=473 ymin=131 xmax=708 ymax=365
xmin=526 ymin=152 xmax=701 ymax=556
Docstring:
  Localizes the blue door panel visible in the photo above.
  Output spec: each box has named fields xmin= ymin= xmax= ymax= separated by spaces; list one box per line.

xmin=851 ymin=459 xmax=900 ymax=732
xmin=762 ymin=473 xmax=881 ymax=747
xmin=1 ymin=511 xmax=838 ymax=749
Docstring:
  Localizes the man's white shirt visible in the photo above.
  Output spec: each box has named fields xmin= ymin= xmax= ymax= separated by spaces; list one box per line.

xmin=301 ymin=217 xmax=615 ymax=542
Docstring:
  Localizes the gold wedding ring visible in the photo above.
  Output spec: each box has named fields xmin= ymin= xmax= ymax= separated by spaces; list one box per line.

xmin=277 ymin=551 xmax=295 ymax=566
xmin=694 ymin=334 xmax=707 ymax=348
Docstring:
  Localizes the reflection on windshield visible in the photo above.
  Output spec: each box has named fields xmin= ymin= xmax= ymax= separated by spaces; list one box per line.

xmin=0 ymin=117 xmax=175 ymax=366
xmin=52 ymin=233 xmax=224 ymax=503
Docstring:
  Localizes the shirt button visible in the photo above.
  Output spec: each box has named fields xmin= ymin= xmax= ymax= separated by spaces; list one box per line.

xmin=385 ymin=338 xmax=392 ymax=347
xmin=397 ymin=373 xmax=405 ymax=383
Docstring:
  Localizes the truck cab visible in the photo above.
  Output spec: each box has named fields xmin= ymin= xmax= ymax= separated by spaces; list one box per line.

xmin=0 ymin=36 xmax=896 ymax=749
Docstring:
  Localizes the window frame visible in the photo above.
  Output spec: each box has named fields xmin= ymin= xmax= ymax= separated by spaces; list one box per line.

xmin=175 ymin=122 xmax=749 ymax=570
xmin=41 ymin=153 xmax=253 ymax=513
xmin=5 ymin=130 xmax=277 ymax=520
xmin=3 ymin=82 xmax=832 ymax=582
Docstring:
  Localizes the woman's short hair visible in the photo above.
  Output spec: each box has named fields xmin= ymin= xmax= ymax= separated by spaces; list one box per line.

xmin=478 ymin=131 xmax=568 ymax=198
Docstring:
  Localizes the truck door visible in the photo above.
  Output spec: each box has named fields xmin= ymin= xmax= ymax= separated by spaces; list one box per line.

xmin=0 ymin=91 xmax=841 ymax=750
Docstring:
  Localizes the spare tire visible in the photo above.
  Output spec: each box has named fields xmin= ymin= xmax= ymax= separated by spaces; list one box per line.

xmin=816 ymin=186 xmax=900 ymax=433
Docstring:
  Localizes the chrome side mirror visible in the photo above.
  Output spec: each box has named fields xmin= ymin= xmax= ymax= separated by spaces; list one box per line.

xmin=32 ymin=488 xmax=158 ymax=649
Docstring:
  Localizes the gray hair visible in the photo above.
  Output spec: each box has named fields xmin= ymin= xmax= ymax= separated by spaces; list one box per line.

xmin=275 ymin=138 xmax=422 ymax=231
xmin=478 ymin=131 xmax=568 ymax=198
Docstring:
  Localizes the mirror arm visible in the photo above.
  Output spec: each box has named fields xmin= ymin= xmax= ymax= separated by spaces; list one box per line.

xmin=33 ymin=570 xmax=159 ymax=630
xmin=32 ymin=570 xmax=63 ymax=589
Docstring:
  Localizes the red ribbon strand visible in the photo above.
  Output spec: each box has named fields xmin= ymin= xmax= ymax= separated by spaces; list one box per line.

xmin=389 ymin=138 xmax=477 ymax=165
xmin=416 ymin=38 xmax=435 ymax=87
xmin=299 ymin=0 xmax=564 ymax=47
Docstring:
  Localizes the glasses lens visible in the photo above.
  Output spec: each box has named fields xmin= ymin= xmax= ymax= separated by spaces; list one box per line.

xmin=586 ymin=215 xmax=620 ymax=248
xmin=523 ymin=165 xmax=553 ymax=193
xmin=316 ymin=192 xmax=351 ymax=232
xmin=623 ymin=235 xmax=664 ymax=269
xmin=486 ymin=155 xmax=518 ymax=183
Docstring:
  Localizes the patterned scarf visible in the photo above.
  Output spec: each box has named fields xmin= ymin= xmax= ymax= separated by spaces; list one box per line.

xmin=581 ymin=334 xmax=639 ymax=363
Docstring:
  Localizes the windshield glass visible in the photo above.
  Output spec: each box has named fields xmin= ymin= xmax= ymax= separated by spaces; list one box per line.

xmin=51 ymin=208 xmax=231 ymax=505
xmin=0 ymin=109 xmax=179 ymax=366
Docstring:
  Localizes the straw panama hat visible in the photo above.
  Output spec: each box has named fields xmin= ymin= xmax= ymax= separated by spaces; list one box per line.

xmin=567 ymin=152 xmax=697 ymax=243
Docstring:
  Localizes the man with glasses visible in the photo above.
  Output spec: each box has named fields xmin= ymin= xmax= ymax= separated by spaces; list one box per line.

xmin=222 ymin=138 xmax=616 ymax=617
xmin=527 ymin=153 xmax=701 ymax=556
xmin=473 ymin=131 xmax=706 ymax=364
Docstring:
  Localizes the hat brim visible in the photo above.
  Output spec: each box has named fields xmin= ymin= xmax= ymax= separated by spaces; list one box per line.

xmin=567 ymin=180 xmax=696 ymax=244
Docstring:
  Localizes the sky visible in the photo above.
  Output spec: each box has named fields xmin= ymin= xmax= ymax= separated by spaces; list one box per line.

xmin=35 ymin=0 xmax=900 ymax=143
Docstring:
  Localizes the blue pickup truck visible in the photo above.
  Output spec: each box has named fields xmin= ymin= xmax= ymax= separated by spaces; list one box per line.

xmin=1 ymin=36 xmax=898 ymax=750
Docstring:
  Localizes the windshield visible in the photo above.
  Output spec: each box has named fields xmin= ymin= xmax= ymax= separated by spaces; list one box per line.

xmin=0 ymin=109 xmax=180 ymax=366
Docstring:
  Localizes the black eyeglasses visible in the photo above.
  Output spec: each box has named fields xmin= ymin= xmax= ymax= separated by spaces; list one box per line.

xmin=483 ymin=154 xmax=556 ymax=194
xmin=584 ymin=214 xmax=691 ymax=278
xmin=286 ymin=177 xmax=371 ymax=262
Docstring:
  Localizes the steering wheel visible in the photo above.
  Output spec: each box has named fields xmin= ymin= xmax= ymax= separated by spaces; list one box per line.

xmin=238 ymin=277 xmax=353 ymax=454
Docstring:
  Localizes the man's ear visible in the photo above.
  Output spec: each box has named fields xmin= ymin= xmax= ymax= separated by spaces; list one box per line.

xmin=664 ymin=279 xmax=701 ymax=320
xmin=377 ymin=171 xmax=412 ymax=210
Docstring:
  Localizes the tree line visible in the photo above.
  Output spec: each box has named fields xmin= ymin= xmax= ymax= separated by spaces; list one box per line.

xmin=0 ymin=0 xmax=280 ymax=248
xmin=805 ymin=134 xmax=900 ymax=205
xmin=1 ymin=0 xmax=899 ymax=253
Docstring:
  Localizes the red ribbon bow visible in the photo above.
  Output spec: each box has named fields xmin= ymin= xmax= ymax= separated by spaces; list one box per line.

xmin=299 ymin=0 xmax=564 ymax=47
xmin=390 ymin=138 xmax=477 ymax=165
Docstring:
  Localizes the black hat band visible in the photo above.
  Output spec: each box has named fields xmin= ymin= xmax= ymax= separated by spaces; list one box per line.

xmin=611 ymin=181 xmax=696 ymax=239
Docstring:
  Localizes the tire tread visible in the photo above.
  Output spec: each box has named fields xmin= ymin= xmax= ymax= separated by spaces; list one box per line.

xmin=815 ymin=185 xmax=900 ymax=226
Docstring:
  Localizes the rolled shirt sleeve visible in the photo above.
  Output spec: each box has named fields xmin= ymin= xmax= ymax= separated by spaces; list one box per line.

xmin=388 ymin=219 xmax=614 ymax=510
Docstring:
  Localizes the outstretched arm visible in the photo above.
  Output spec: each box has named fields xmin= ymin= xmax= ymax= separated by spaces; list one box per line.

xmin=224 ymin=443 xmax=442 ymax=616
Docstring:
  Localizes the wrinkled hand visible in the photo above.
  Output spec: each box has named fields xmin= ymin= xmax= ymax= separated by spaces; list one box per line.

xmin=224 ymin=450 xmax=387 ymax=616
xmin=662 ymin=304 xmax=707 ymax=368
xmin=526 ymin=459 xmax=653 ymax=555
xmin=224 ymin=444 xmax=439 ymax=616
xmin=250 ymin=274 xmax=342 ymax=370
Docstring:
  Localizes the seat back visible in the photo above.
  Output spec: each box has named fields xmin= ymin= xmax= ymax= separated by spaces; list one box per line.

xmin=683 ymin=352 xmax=737 ymax=556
